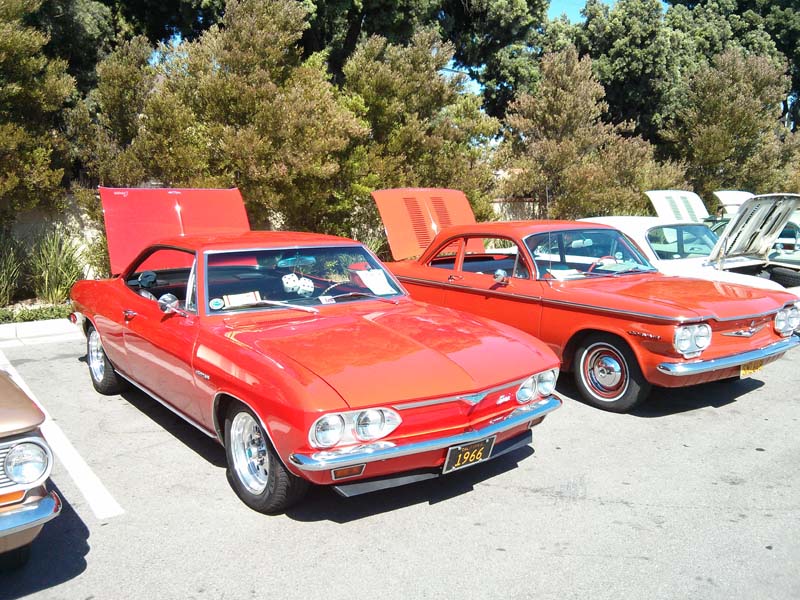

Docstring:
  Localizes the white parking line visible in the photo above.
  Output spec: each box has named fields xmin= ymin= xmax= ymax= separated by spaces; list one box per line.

xmin=0 ymin=350 xmax=124 ymax=521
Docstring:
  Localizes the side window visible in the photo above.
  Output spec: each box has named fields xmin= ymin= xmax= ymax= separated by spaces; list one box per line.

xmin=647 ymin=226 xmax=678 ymax=259
xmin=460 ymin=237 xmax=530 ymax=279
xmin=428 ymin=239 xmax=463 ymax=270
xmin=126 ymin=247 xmax=196 ymax=309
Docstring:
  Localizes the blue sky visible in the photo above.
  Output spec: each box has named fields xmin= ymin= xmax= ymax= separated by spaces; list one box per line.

xmin=548 ymin=0 xmax=612 ymax=21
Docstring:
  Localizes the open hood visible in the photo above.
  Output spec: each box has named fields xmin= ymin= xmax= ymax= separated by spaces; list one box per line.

xmin=712 ymin=190 xmax=754 ymax=217
xmin=709 ymin=194 xmax=800 ymax=262
xmin=645 ymin=190 xmax=709 ymax=222
xmin=100 ymin=187 xmax=250 ymax=274
xmin=372 ymin=188 xmax=476 ymax=260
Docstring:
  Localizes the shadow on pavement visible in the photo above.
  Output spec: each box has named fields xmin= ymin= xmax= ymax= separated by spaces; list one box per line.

xmin=285 ymin=446 xmax=534 ymax=523
xmin=0 ymin=482 xmax=89 ymax=599
xmin=556 ymin=373 xmax=764 ymax=417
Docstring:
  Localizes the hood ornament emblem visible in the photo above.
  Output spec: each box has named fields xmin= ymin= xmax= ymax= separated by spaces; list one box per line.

xmin=722 ymin=321 xmax=765 ymax=338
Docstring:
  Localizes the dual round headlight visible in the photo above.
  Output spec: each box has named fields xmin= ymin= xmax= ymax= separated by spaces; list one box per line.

xmin=516 ymin=369 xmax=559 ymax=404
xmin=775 ymin=304 xmax=800 ymax=335
xmin=674 ymin=324 xmax=712 ymax=355
xmin=3 ymin=441 xmax=50 ymax=485
xmin=310 ymin=408 xmax=401 ymax=448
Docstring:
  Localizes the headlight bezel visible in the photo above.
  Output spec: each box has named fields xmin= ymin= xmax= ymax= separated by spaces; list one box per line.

xmin=673 ymin=323 xmax=713 ymax=357
xmin=2 ymin=437 xmax=52 ymax=489
xmin=774 ymin=303 xmax=800 ymax=336
xmin=309 ymin=408 xmax=402 ymax=448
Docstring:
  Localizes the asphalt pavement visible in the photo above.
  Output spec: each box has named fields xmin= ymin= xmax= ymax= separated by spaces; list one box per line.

xmin=0 ymin=326 xmax=798 ymax=600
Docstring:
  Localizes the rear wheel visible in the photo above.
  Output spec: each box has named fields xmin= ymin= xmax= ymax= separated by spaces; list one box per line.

xmin=573 ymin=333 xmax=651 ymax=413
xmin=86 ymin=325 xmax=126 ymax=395
xmin=224 ymin=403 xmax=308 ymax=514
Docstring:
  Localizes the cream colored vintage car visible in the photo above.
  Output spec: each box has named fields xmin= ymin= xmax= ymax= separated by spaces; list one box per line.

xmin=0 ymin=371 xmax=61 ymax=569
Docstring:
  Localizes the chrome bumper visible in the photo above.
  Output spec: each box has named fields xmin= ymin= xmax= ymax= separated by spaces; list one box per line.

xmin=0 ymin=491 xmax=61 ymax=538
xmin=289 ymin=395 xmax=561 ymax=472
xmin=657 ymin=335 xmax=800 ymax=377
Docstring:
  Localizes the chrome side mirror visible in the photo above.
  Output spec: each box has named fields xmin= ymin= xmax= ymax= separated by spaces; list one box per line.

xmin=493 ymin=269 xmax=509 ymax=285
xmin=158 ymin=293 xmax=186 ymax=316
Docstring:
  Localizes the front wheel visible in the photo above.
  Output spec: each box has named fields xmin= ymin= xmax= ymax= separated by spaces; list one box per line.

xmin=573 ymin=333 xmax=651 ymax=413
xmin=86 ymin=325 xmax=126 ymax=395
xmin=224 ymin=404 xmax=309 ymax=514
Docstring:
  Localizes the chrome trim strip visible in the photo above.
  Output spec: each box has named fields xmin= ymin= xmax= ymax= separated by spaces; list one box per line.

xmin=391 ymin=375 xmax=531 ymax=410
xmin=0 ymin=491 xmax=61 ymax=537
xmin=397 ymin=276 xmax=543 ymax=304
xmin=116 ymin=372 xmax=217 ymax=439
xmin=288 ymin=394 xmax=561 ymax=472
xmin=656 ymin=335 xmax=800 ymax=376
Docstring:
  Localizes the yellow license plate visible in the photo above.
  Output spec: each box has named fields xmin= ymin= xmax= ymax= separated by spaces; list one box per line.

xmin=740 ymin=360 xmax=764 ymax=377
xmin=443 ymin=437 xmax=495 ymax=474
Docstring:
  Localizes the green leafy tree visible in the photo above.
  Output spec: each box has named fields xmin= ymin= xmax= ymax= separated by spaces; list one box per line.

xmin=0 ymin=0 xmax=74 ymax=228
xmin=661 ymin=48 xmax=799 ymax=199
xmin=500 ymin=46 xmax=686 ymax=219
xmin=341 ymin=29 xmax=500 ymax=236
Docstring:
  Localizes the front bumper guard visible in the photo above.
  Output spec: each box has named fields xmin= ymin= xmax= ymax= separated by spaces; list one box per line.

xmin=0 ymin=491 xmax=61 ymax=538
xmin=657 ymin=335 xmax=799 ymax=377
xmin=289 ymin=394 xmax=561 ymax=472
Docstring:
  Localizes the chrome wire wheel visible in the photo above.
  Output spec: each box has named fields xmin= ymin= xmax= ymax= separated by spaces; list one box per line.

xmin=580 ymin=342 xmax=629 ymax=402
xmin=229 ymin=411 xmax=269 ymax=495
xmin=88 ymin=328 xmax=106 ymax=383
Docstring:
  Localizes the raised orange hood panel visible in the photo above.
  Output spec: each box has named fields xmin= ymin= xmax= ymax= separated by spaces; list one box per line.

xmin=100 ymin=187 xmax=251 ymax=274
xmin=372 ymin=188 xmax=477 ymax=260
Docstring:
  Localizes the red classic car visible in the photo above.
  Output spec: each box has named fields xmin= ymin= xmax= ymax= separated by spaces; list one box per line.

xmin=69 ymin=188 xmax=562 ymax=514
xmin=1 ymin=372 xmax=61 ymax=569
xmin=372 ymin=188 xmax=800 ymax=413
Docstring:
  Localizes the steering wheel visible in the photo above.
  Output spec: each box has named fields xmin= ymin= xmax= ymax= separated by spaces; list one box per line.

xmin=587 ymin=256 xmax=619 ymax=272
xmin=321 ymin=281 xmax=346 ymax=295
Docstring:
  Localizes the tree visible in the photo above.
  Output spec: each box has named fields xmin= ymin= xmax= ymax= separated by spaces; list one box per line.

xmin=0 ymin=0 xmax=74 ymax=228
xmin=500 ymin=46 xmax=686 ymax=219
xmin=661 ymin=48 xmax=799 ymax=199
xmin=341 ymin=29 xmax=500 ymax=237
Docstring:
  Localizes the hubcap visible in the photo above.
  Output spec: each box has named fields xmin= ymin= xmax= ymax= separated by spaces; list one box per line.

xmin=230 ymin=412 xmax=269 ymax=495
xmin=582 ymin=343 xmax=628 ymax=401
xmin=88 ymin=330 xmax=105 ymax=382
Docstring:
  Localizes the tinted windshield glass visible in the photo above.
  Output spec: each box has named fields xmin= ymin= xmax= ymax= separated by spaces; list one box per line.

xmin=646 ymin=224 xmax=718 ymax=260
xmin=204 ymin=245 xmax=403 ymax=312
xmin=525 ymin=228 xmax=653 ymax=279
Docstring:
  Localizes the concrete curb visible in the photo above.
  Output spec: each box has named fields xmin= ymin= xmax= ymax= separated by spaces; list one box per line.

xmin=0 ymin=318 xmax=83 ymax=348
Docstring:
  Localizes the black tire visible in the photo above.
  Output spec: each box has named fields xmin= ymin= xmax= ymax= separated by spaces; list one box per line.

xmin=573 ymin=333 xmax=651 ymax=413
xmin=769 ymin=267 xmax=800 ymax=289
xmin=86 ymin=325 xmax=126 ymax=395
xmin=224 ymin=403 xmax=308 ymax=514
xmin=0 ymin=544 xmax=31 ymax=570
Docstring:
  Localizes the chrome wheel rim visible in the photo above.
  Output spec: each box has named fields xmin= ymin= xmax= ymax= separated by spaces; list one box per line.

xmin=88 ymin=330 xmax=106 ymax=382
xmin=230 ymin=412 xmax=269 ymax=495
xmin=581 ymin=342 xmax=628 ymax=402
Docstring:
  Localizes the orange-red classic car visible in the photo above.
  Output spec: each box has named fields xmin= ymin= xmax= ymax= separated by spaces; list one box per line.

xmin=372 ymin=188 xmax=800 ymax=413
xmin=69 ymin=188 xmax=562 ymax=514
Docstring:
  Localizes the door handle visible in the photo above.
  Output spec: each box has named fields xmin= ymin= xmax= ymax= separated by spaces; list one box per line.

xmin=123 ymin=309 xmax=137 ymax=321
xmin=447 ymin=274 xmax=463 ymax=282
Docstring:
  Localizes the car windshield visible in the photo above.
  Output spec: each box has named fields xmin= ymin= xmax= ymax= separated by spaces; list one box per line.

xmin=645 ymin=223 xmax=718 ymax=260
xmin=524 ymin=228 xmax=655 ymax=280
xmin=204 ymin=245 xmax=403 ymax=313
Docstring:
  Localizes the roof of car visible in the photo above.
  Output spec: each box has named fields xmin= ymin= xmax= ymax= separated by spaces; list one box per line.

xmin=583 ymin=216 xmax=700 ymax=233
xmin=150 ymin=230 xmax=359 ymax=252
xmin=431 ymin=220 xmax=617 ymax=238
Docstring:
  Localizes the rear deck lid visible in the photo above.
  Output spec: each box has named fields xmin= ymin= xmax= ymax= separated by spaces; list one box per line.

xmin=712 ymin=190 xmax=754 ymax=217
xmin=372 ymin=188 xmax=477 ymax=260
xmin=100 ymin=187 xmax=250 ymax=274
xmin=645 ymin=190 xmax=709 ymax=222
xmin=709 ymin=194 xmax=800 ymax=261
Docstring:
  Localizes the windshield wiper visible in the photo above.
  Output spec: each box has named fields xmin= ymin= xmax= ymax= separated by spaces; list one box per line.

xmin=328 ymin=292 xmax=400 ymax=304
xmin=612 ymin=265 xmax=656 ymax=275
xmin=219 ymin=300 xmax=319 ymax=314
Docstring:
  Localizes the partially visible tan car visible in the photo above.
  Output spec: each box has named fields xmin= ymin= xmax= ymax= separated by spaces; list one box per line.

xmin=0 ymin=371 xmax=61 ymax=569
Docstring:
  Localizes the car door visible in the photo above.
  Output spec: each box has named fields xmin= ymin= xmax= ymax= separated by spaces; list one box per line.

xmin=435 ymin=235 xmax=544 ymax=338
xmin=120 ymin=247 xmax=203 ymax=419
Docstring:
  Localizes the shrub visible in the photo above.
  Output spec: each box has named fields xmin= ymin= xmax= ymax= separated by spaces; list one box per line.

xmin=0 ymin=233 xmax=25 ymax=306
xmin=28 ymin=228 xmax=85 ymax=304
xmin=0 ymin=305 xmax=73 ymax=324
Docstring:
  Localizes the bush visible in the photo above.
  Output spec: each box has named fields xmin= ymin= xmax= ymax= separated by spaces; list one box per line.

xmin=0 ymin=233 xmax=25 ymax=306
xmin=0 ymin=305 xmax=73 ymax=324
xmin=28 ymin=228 xmax=85 ymax=304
